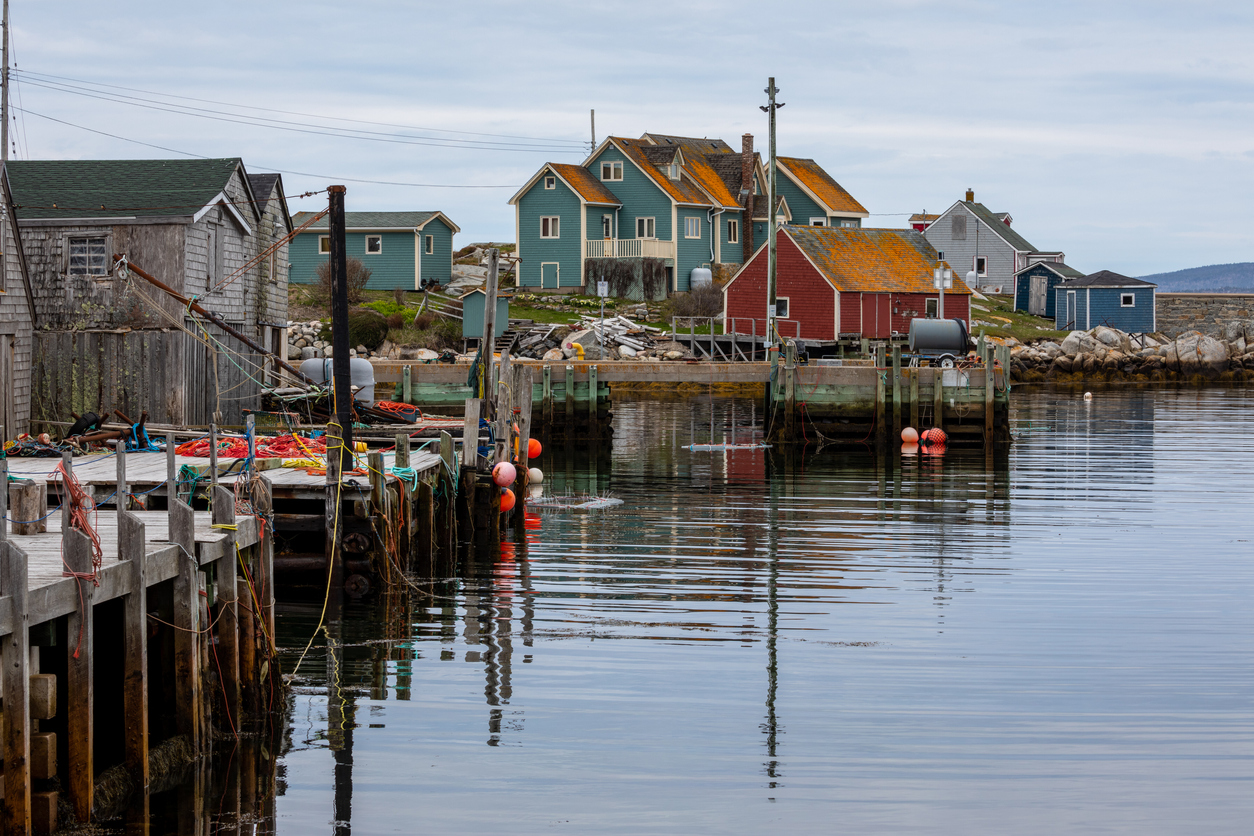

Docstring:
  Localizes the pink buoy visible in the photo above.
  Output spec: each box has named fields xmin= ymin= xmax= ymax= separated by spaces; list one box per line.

xmin=920 ymin=427 xmax=948 ymax=446
xmin=492 ymin=461 xmax=517 ymax=487
xmin=901 ymin=427 xmax=919 ymax=444
xmin=901 ymin=442 xmax=919 ymax=456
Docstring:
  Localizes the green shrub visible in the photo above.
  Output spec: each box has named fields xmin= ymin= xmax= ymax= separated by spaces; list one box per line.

xmin=320 ymin=309 xmax=390 ymax=349
xmin=364 ymin=298 xmax=410 ymax=317
xmin=661 ymin=283 xmax=724 ymax=320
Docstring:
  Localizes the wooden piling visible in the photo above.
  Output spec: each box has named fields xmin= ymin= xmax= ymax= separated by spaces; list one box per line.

xmin=63 ymin=453 xmax=95 ymax=822
xmin=565 ymin=364 xmax=575 ymax=422
xmin=784 ymin=341 xmax=797 ymax=442
xmin=214 ymin=484 xmax=240 ymax=734
xmin=542 ymin=365 xmax=553 ymax=430
xmin=588 ymin=365 xmax=599 ymax=439
xmin=402 ymin=365 xmax=412 ymax=405
xmin=891 ymin=345 xmax=902 ymax=441
xmin=874 ymin=345 xmax=887 ymax=449
xmin=8 ymin=479 xmax=46 ymax=536
xmin=169 ymin=467 xmax=200 ymax=754
xmin=325 ymin=423 xmax=344 ymax=599
xmin=119 ymin=494 xmax=149 ymax=798
xmin=1 ymin=539 xmax=31 ymax=835
xmin=932 ymin=366 xmax=944 ymax=433
xmin=909 ymin=367 xmax=920 ymax=431
xmin=984 ymin=344 xmax=995 ymax=443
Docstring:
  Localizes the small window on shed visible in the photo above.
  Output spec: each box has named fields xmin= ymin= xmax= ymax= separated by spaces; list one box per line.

xmin=926 ymin=298 xmax=938 ymax=318
xmin=1121 ymin=293 xmax=1135 ymax=307
xmin=365 ymin=235 xmax=382 ymax=254
xmin=319 ymin=236 xmax=331 ymax=254
xmin=425 ymin=235 xmax=434 ymax=254
xmin=775 ymin=297 xmax=790 ymax=319
xmin=68 ymin=235 xmax=109 ymax=277
xmin=544 ymin=176 xmax=556 ymax=190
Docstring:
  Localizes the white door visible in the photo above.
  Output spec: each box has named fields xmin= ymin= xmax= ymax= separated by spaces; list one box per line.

xmin=1029 ymin=276 xmax=1048 ymax=316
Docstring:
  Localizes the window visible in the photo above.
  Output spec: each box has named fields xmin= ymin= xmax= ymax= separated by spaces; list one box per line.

xmin=684 ymin=216 xmax=701 ymax=238
xmin=425 ymin=235 xmax=434 ymax=255
xmin=840 ymin=219 xmax=858 ymax=228
xmin=1121 ymin=293 xmax=1136 ymax=307
xmin=775 ymin=297 xmax=790 ymax=318
xmin=68 ymin=236 xmax=108 ymax=277
xmin=319 ymin=236 xmax=331 ymax=254
xmin=809 ymin=217 xmax=827 ymax=227
xmin=601 ymin=215 xmax=613 ymax=238
xmin=668 ymin=164 xmax=679 ymax=179
xmin=974 ymin=256 xmax=987 ymax=277
xmin=636 ymin=217 xmax=655 ymax=239
xmin=952 ymin=214 xmax=967 ymax=240
xmin=544 ymin=176 xmax=556 ymax=190
xmin=727 ymin=219 xmax=739 ymax=244
xmin=540 ymin=216 xmax=560 ymax=238
xmin=600 ymin=161 xmax=623 ymax=181
xmin=926 ymin=298 xmax=939 ymax=318
xmin=936 ymin=250 xmax=945 ymax=261
xmin=365 ymin=235 xmax=382 ymax=254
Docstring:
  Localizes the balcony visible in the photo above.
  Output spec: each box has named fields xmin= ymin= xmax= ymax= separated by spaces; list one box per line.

xmin=584 ymin=238 xmax=675 ymax=260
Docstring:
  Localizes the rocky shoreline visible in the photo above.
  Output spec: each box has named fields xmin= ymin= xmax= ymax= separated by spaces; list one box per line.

xmin=1007 ymin=326 xmax=1254 ymax=383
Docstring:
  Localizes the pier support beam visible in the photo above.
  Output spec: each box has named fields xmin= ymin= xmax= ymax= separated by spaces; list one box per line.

xmin=891 ymin=345 xmax=902 ymax=441
xmin=168 ymin=440 xmax=201 ymax=755
xmin=1 ymin=539 xmax=31 ymax=835
xmin=117 ymin=447 xmax=150 ymax=816
xmin=213 ymin=484 xmax=240 ymax=735
xmin=909 ymin=367 xmax=920 ymax=431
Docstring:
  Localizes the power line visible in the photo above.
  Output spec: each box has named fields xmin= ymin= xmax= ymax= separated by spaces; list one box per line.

xmin=13 ymin=107 xmax=520 ymax=188
xmin=17 ymin=73 xmax=583 ymax=154
xmin=16 ymin=69 xmax=588 ymax=147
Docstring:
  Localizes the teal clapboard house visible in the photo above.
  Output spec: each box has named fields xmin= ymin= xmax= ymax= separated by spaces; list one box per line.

xmin=290 ymin=211 xmax=460 ymax=291
xmin=511 ymin=133 xmax=867 ymax=297
xmin=1055 ymin=271 xmax=1157 ymax=332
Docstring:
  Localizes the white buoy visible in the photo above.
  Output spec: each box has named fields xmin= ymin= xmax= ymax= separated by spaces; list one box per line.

xmin=1084 ymin=392 xmax=1093 ymax=401
xmin=528 ymin=467 xmax=544 ymax=484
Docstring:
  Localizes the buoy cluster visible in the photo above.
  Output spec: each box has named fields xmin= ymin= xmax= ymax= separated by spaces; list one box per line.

xmin=901 ymin=426 xmax=947 ymax=456
xmin=496 ymin=437 xmax=545 ymax=513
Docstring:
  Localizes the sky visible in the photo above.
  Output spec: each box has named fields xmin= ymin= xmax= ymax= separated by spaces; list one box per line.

xmin=7 ymin=0 xmax=1253 ymax=276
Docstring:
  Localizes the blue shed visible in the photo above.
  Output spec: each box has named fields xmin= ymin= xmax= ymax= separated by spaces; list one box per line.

xmin=460 ymin=289 xmax=511 ymax=341
xmin=1054 ymin=271 xmax=1157 ymax=332
xmin=1013 ymin=260 xmax=1083 ymax=319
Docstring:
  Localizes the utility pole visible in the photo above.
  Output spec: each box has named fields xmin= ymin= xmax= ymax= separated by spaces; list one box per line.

xmin=328 ymin=185 xmax=353 ymax=471
xmin=590 ymin=109 xmax=596 ymax=152
xmin=760 ymin=78 xmax=784 ymax=342
xmin=2 ymin=0 xmax=10 ymax=163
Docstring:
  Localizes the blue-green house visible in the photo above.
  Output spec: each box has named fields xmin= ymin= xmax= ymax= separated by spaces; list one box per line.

xmin=511 ymin=133 xmax=866 ymax=297
xmin=1014 ymin=260 xmax=1083 ymax=318
xmin=1055 ymin=271 xmax=1157 ymax=332
xmin=289 ymin=211 xmax=460 ymax=291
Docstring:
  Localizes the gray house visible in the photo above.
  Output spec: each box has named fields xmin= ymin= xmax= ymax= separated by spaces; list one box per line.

xmin=922 ymin=189 xmax=1060 ymax=292
xmin=0 ymin=163 xmax=35 ymax=437
xmin=7 ymin=158 xmax=291 ymax=426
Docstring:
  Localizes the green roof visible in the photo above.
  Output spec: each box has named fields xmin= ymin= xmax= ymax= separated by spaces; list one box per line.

xmin=6 ymin=158 xmax=244 ymax=220
xmin=965 ymin=201 xmax=1039 ymax=252
xmin=291 ymin=211 xmax=445 ymax=230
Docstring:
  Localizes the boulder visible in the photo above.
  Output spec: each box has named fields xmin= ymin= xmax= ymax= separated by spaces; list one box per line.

xmin=301 ymin=347 xmax=318 ymax=361
xmin=1037 ymin=341 xmax=1062 ymax=359
xmin=1232 ymin=336 xmax=1247 ymax=356
xmin=1173 ymin=332 xmax=1229 ymax=376
xmin=1060 ymin=330 xmax=1100 ymax=356
xmin=618 ymin=345 xmax=637 ymax=359
xmin=542 ymin=348 xmax=565 ymax=361
xmin=287 ymin=344 xmax=301 ymax=360
xmin=1052 ymin=355 xmax=1073 ymax=373
xmin=665 ymin=350 xmax=685 ymax=361
xmin=1092 ymin=326 xmax=1124 ymax=348
xmin=1224 ymin=322 xmax=1249 ymax=343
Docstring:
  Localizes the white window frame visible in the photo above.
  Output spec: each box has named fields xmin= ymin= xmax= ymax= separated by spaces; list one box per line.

xmin=727 ymin=219 xmax=739 ymax=244
xmin=319 ymin=235 xmax=331 ymax=254
xmin=425 ymin=235 xmax=434 ymax=255
xmin=684 ymin=216 xmax=701 ymax=239
xmin=775 ymin=297 xmax=790 ymax=319
xmin=544 ymin=176 xmax=556 ymax=190
xmin=365 ymin=235 xmax=383 ymax=255
xmin=1121 ymin=293 xmax=1136 ymax=307
xmin=600 ymin=161 xmax=623 ymax=181
xmin=975 ymin=256 xmax=987 ymax=277
xmin=67 ymin=234 xmax=110 ymax=277
xmin=925 ymin=298 xmax=939 ymax=318
xmin=840 ymin=219 xmax=858 ymax=228
xmin=601 ymin=215 xmax=613 ymax=238
xmin=809 ymin=217 xmax=827 ymax=227
xmin=937 ymin=250 xmax=945 ymax=261
xmin=540 ymin=216 xmax=560 ymax=239
xmin=636 ymin=217 xmax=656 ymax=239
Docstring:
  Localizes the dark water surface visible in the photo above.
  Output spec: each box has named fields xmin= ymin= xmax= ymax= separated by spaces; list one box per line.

xmin=271 ymin=388 xmax=1254 ymax=835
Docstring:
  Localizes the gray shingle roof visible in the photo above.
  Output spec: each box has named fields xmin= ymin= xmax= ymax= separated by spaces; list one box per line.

xmin=1016 ymin=260 xmax=1084 ymax=279
xmin=965 ymin=201 xmax=1038 ymax=252
xmin=7 ymin=158 xmax=244 ymax=220
xmin=1058 ymin=270 xmax=1157 ymax=288
xmin=247 ymin=173 xmax=281 ymax=211
xmin=291 ymin=211 xmax=442 ymax=230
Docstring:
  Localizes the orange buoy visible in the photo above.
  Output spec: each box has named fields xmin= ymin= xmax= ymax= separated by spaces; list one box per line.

xmin=528 ymin=438 xmax=542 ymax=459
xmin=901 ymin=427 xmax=919 ymax=443
xmin=920 ymin=427 xmax=948 ymax=446
xmin=499 ymin=488 xmax=516 ymax=513
xmin=924 ymin=442 xmax=947 ymax=457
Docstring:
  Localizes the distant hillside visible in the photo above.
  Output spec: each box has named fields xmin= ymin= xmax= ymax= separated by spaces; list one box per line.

xmin=1139 ymin=262 xmax=1254 ymax=292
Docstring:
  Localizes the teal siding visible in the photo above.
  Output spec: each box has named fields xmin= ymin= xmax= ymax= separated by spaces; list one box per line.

xmin=586 ymin=205 xmax=617 ymax=240
xmin=419 ymin=218 xmax=455 ymax=286
xmin=592 ymin=147 xmax=673 ymax=242
xmin=775 ymin=174 xmax=827 ymax=225
xmin=718 ymin=211 xmax=741 ymax=266
xmin=462 ymin=292 xmax=511 ymax=339
xmin=517 ymin=169 xmax=582 ymax=289
xmin=289 ymin=230 xmax=416 ymax=290
xmin=675 ymin=208 xmax=712 ymax=292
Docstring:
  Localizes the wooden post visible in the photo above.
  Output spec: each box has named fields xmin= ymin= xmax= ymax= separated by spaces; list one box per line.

xmin=564 ymin=364 xmax=575 ymax=423
xmin=60 ymin=451 xmax=72 ymax=533
xmin=932 ymin=366 xmax=944 ymax=433
xmin=395 ymin=433 xmax=410 ymax=470
xmin=209 ymin=422 xmax=219 ymax=489
xmin=909 ymin=367 xmax=920 ymax=431
xmin=1 ymin=539 xmax=31 ymax=834
xmin=119 ymin=497 xmax=149 ymax=798
xmin=402 ymin=365 xmax=412 ymax=405
xmin=64 ymin=524 xmax=95 ymax=821
xmin=461 ymin=399 xmax=481 ymax=469
xmin=482 ymin=249 xmax=500 ymax=377
xmin=891 ymin=344 xmax=902 ymax=441
xmin=984 ymin=343 xmax=995 ymax=445
xmin=783 ymin=341 xmax=796 ymax=442
xmin=8 ymin=479 xmax=46 ymax=536
xmin=214 ymin=489 xmax=240 ymax=733
xmin=328 ymin=185 xmax=355 ymax=469
xmin=515 ymin=366 xmax=534 ymax=513
xmin=440 ymin=430 xmax=454 ymax=475
xmin=0 ymin=457 xmax=6 ymax=542
xmin=169 ymin=475 xmax=200 ymax=754
xmin=588 ymin=364 xmax=599 ymax=439
xmin=167 ymin=432 xmax=177 ymax=506
xmin=874 ymin=345 xmax=887 ymax=449
xmin=542 ymin=364 xmax=553 ymax=431
xmin=368 ymin=451 xmax=386 ymax=516
xmin=325 ymin=423 xmax=344 ymax=599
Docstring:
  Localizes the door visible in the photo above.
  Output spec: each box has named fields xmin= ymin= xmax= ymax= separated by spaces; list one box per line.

xmin=860 ymin=294 xmax=891 ymax=338
xmin=1065 ymin=291 xmax=1077 ymax=330
xmin=541 ymin=262 xmax=559 ymax=289
xmin=1029 ymin=276 xmax=1048 ymax=316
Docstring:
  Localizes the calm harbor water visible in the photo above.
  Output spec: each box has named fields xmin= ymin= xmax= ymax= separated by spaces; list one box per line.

xmin=264 ymin=387 xmax=1252 ymax=835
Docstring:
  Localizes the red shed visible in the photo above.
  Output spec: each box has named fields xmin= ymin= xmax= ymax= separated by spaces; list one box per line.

xmin=722 ymin=226 xmax=971 ymax=340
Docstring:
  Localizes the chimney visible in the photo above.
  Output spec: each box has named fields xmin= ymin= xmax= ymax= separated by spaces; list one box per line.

xmin=965 ymin=188 xmax=974 ymax=202
xmin=742 ymin=133 xmax=755 ymax=263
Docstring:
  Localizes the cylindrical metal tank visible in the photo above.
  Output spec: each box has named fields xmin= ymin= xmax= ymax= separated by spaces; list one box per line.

xmin=908 ymin=318 xmax=969 ymax=353
xmin=689 ymin=267 xmax=713 ymax=290
xmin=298 ymin=357 xmax=376 ymax=403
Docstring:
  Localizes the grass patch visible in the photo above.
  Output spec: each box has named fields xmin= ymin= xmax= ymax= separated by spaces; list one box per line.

xmin=970 ymin=294 xmax=1070 ymax=343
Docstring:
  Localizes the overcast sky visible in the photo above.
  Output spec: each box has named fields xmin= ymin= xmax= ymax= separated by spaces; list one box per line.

xmin=9 ymin=1 xmax=1252 ymax=275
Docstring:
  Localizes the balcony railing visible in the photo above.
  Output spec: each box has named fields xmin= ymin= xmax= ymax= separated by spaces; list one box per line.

xmin=584 ymin=238 xmax=676 ymax=260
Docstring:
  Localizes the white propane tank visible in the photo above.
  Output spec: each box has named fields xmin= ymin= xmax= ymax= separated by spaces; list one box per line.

xmin=690 ymin=267 xmax=713 ymax=290
xmin=298 ymin=357 xmax=376 ymax=403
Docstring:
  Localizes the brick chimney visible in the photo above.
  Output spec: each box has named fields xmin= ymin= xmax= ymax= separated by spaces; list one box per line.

xmin=742 ymin=133 xmax=755 ymax=263
xmin=965 ymin=188 xmax=974 ymax=202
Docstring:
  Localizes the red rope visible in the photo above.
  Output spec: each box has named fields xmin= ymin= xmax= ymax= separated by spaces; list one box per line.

xmin=55 ymin=461 xmax=103 ymax=660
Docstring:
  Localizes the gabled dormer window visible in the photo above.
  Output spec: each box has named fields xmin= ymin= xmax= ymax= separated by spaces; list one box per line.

xmin=668 ymin=164 xmax=679 ymax=180
xmin=600 ymin=161 xmax=623 ymax=181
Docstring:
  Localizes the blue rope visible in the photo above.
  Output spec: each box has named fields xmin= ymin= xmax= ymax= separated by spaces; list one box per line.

xmin=126 ymin=423 xmax=163 ymax=452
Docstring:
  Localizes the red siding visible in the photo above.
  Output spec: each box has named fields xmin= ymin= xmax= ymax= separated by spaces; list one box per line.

xmin=724 ymin=233 xmax=835 ymax=341
xmin=839 ymin=292 xmax=972 ymax=338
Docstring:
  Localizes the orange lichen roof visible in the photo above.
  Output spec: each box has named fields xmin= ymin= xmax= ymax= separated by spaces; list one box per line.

xmin=786 ymin=227 xmax=971 ymax=295
xmin=909 ymin=212 xmax=940 ymax=223
xmin=548 ymin=163 xmax=621 ymax=205
xmin=613 ymin=137 xmax=713 ymax=206
xmin=777 ymin=157 xmax=868 ymax=215
xmin=682 ymin=153 xmax=741 ymax=208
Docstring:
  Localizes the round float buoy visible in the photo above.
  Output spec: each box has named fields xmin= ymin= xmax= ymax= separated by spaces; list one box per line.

xmin=920 ymin=427 xmax=948 ymax=446
xmin=924 ymin=442 xmax=947 ymax=457
xmin=492 ymin=461 xmax=517 ymax=487
xmin=901 ymin=427 xmax=919 ymax=444
xmin=1084 ymin=392 xmax=1093 ymax=401
xmin=528 ymin=438 xmax=542 ymax=459
xmin=901 ymin=442 xmax=919 ymax=456
xmin=499 ymin=487 xmax=516 ymax=513
xmin=528 ymin=467 xmax=544 ymax=484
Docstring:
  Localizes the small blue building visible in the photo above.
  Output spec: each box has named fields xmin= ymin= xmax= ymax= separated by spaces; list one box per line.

xmin=290 ymin=211 xmax=460 ymax=291
xmin=1013 ymin=260 xmax=1083 ymax=318
xmin=1054 ymin=271 xmax=1157 ymax=332
xmin=460 ymin=289 xmax=511 ymax=342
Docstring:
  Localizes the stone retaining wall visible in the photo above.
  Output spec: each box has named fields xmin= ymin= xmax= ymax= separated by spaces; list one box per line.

xmin=1156 ymin=293 xmax=1254 ymax=339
